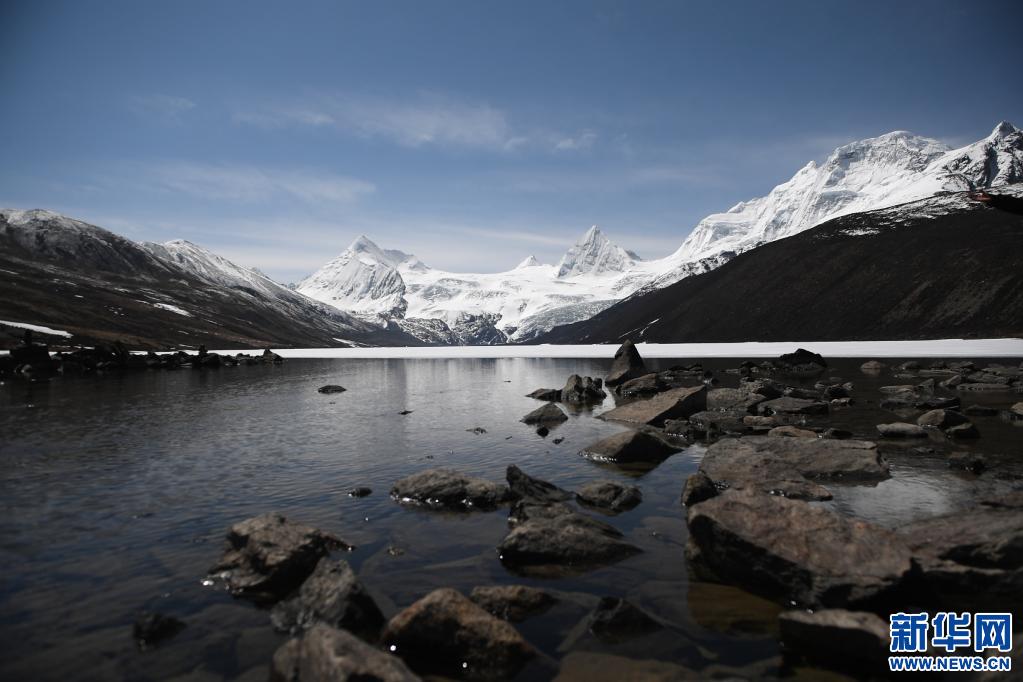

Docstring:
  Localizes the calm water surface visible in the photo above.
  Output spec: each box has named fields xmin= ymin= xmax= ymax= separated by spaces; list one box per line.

xmin=1 ymin=356 xmax=1021 ymax=680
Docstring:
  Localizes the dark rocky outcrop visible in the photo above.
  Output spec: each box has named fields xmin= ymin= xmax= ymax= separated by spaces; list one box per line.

xmin=776 ymin=348 xmax=827 ymax=376
xmin=520 ymin=403 xmax=569 ymax=425
xmin=380 ymin=588 xmax=535 ymax=680
xmin=317 ymin=385 xmax=346 ymax=394
xmin=271 ymin=623 xmax=420 ymax=682
xmin=270 ymin=558 xmax=385 ymax=638
xmin=391 ymin=469 xmax=512 ymax=511
xmin=616 ymin=373 xmax=666 ymax=397
xmin=527 ymin=388 xmax=562 ymax=401
xmin=132 ymin=612 xmax=186 ymax=650
xmin=579 ymin=430 xmax=681 ymax=464
xmin=779 ymin=609 xmax=889 ymax=676
xmin=575 ymin=480 xmax=642 ymax=513
xmin=686 ymin=490 xmax=913 ymax=608
xmin=506 ymin=465 xmax=572 ymax=504
xmin=600 ymin=385 xmax=707 ymax=426
xmin=604 ymin=340 xmax=647 ymax=386
xmin=561 ymin=374 xmax=607 ymax=404
xmin=756 ymin=397 xmax=828 ymax=416
xmin=469 ymin=585 xmax=558 ymax=622
xmin=706 ymin=387 xmax=766 ymax=412
xmin=209 ymin=513 xmax=349 ymax=602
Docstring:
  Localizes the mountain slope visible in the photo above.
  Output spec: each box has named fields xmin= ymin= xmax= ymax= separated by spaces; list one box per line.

xmin=535 ymin=189 xmax=1023 ymax=343
xmin=0 ymin=210 xmax=419 ymax=349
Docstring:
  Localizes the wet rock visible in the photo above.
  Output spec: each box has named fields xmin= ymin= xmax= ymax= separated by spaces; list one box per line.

xmin=270 ymin=623 xmax=419 ymax=682
xmin=767 ymin=425 xmax=817 ymax=438
xmin=381 ymin=588 xmax=535 ymax=680
xmin=966 ymin=371 xmax=1012 ymax=385
xmin=467 ymin=426 xmax=488 ymax=434
xmin=706 ymin=387 xmax=766 ymax=412
xmin=605 ymin=340 xmax=647 ymax=386
xmin=915 ymin=395 xmax=961 ymax=410
xmin=499 ymin=502 xmax=640 ymax=572
xmin=917 ymin=409 xmax=970 ymax=430
xmin=262 ymin=349 xmax=284 ymax=364
xmin=822 ymin=428 xmax=853 ymax=439
xmin=1011 ymin=402 xmax=1023 ymax=418
xmin=561 ymin=374 xmax=606 ymax=404
xmin=579 ymin=430 xmax=681 ymax=464
xmin=739 ymin=378 xmax=784 ymax=399
xmin=536 ymin=426 xmax=549 ymax=437
xmin=575 ymin=480 xmax=642 ymax=513
xmin=756 ymin=396 xmax=828 ymax=416
xmin=520 ymin=403 xmax=568 ymax=425
xmin=687 ymin=490 xmax=913 ymax=608
xmin=947 ymin=452 xmax=986 ymax=474
xmin=898 ymin=360 xmax=921 ymax=371
xmin=391 ymin=469 xmax=512 ymax=511
xmin=526 ymin=388 xmax=561 ymax=401
xmin=662 ymin=419 xmax=693 ymax=437
xmin=783 ymin=387 xmax=822 ymax=400
xmin=687 ymin=409 xmax=748 ymax=438
xmin=347 ymin=487 xmax=371 ymax=498
xmin=681 ymin=471 xmax=718 ymax=508
xmin=469 ymin=585 xmax=558 ymax=622
xmin=860 ymin=360 xmax=886 ymax=373
xmin=692 ymin=437 xmax=888 ymax=502
xmin=876 ymin=422 xmax=927 ymax=438
xmin=133 ymin=612 xmax=186 ymax=650
xmin=616 ymin=372 xmax=665 ymax=397
xmin=779 ymin=609 xmax=888 ymax=676
xmin=940 ymin=374 xmax=964 ymax=389
xmin=209 ymin=513 xmax=349 ymax=602
xmin=743 ymin=415 xmax=776 ymax=428
xmin=776 ymin=348 xmax=827 ymax=375
xmin=946 ymin=422 xmax=979 ymax=438
xmin=270 ymin=559 xmax=385 ymax=638
xmin=398 ymin=409 xmax=413 ymax=415
xmin=964 ymin=404 xmax=999 ymax=416
xmin=958 ymin=382 xmax=1014 ymax=392
xmin=506 ymin=465 xmax=572 ymax=503
xmin=586 ymin=597 xmax=663 ymax=642
xmin=552 ymin=437 xmax=564 ymax=445
xmin=600 ymin=385 xmax=707 ymax=426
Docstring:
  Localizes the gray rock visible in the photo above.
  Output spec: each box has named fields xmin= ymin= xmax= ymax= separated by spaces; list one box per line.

xmin=947 ymin=452 xmax=986 ymax=473
xmin=917 ymin=408 xmax=970 ymax=430
xmin=600 ymin=385 xmax=707 ymax=426
xmin=687 ymin=409 xmax=748 ymax=437
xmin=767 ymin=425 xmax=817 ymax=438
xmin=579 ymin=430 xmax=681 ymax=463
xmin=860 ymin=360 xmax=886 ymax=372
xmin=391 ymin=469 xmax=512 ymax=511
xmin=381 ymin=588 xmax=535 ymax=680
xmin=499 ymin=502 xmax=640 ymax=572
xmin=469 ymin=585 xmax=558 ymax=622
xmin=209 ymin=513 xmax=349 ymax=602
xmin=963 ymin=404 xmax=999 ymax=416
xmin=506 ymin=465 xmax=572 ymax=503
xmin=520 ymin=402 xmax=568 ymax=425
xmin=681 ymin=471 xmax=718 ymax=508
xmin=958 ymin=382 xmax=1014 ymax=392
xmin=586 ymin=597 xmax=663 ymax=642
xmin=605 ymin=340 xmax=647 ymax=386
xmin=616 ymin=372 xmax=665 ymax=397
xmin=561 ymin=374 xmax=607 ymax=404
xmin=776 ymin=348 xmax=828 ymax=375
xmin=966 ymin=371 xmax=1012 ymax=385
xmin=687 ymin=490 xmax=913 ymax=608
xmin=271 ymin=559 xmax=385 ymax=638
xmin=946 ymin=422 xmax=979 ymax=438
xmin=317 ymin=385 xmax=346 ymax=394
xmin=739 ymin=378 xmax=784 ymax=399
xmin=706 ymin=387 xmax=766 ymax=412
xmin=876 ymin=422 xmax=928 ymax=438
xmin=270 ymin=624 xmax=419 ymax=682
xmin=575 ymin=480 xmax=642 ymax=513
xmin=757 ymin=396 xmax=828 ymax=415
xmin=779 ymin=609 xmax=889 ymax=676
xmin=526 ymin=388 xmax=561 ymax=401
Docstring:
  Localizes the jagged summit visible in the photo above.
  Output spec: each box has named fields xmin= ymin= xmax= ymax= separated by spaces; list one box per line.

xmin=555 ymin=225 xmax=637 ymax=279
xmin=990 ymin=120 xmax=1018 ymax=140
xmin=515 ymin=255 xmax=541 ymax=269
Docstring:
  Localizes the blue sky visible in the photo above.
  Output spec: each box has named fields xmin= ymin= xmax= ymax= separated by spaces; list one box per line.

xmin=1 ymin=0 xmax=1020 ymax=281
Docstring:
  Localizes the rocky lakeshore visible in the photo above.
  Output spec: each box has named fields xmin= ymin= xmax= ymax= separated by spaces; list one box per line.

xmin=2 ymin=344 xmax=1021 ymax=681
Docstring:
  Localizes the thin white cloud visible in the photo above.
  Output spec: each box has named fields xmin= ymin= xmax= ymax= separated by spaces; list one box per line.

xmin=554 ymin=130 xmax=598 ymax=152
xmin=128 ymin=94 xmax=196 ymax=122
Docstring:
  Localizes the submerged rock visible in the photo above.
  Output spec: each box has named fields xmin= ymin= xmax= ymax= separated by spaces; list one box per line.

xmin=209 ymin=513 xmax=349 ymax=602
xmin=579 ymin=430 xmax=681 ymax=464
xmin=271 ymin=623 xmax=419 ymax=682
xmin=506 ymin=465 xmax=572 ymax=504
xmin=526 ymin=388 xmax=561 ymax=401
xmin=779 ymin=609 xmax=889 ymax=676
xmin=876 ymin=422 xmax=928 ymax=438
xmin=470 ymin=585 xmax=558 ymax=622
xmin=686 ymin=490 xmax=912 ymax=608
xmin=860 ymin=360 xmax=887 ymax=373
xmin=317 ymin=385 xmax=346 ymax=394
xmin=916 ymin=408 xmax=970 ymax=430
xmin=586 ymin=597 xmax=663 ymax=642
xmin=605 ymin=340 xmax=647 ymax=386
xmin=575 ymin=480 xmax=642 ymax=513
xmin=381 ymin=588 xmax=535 ymax=680
xmin=391 ymin=469 xmax=512 ymax=511
xmin=133 ymin=612 xmax=186 ymax=650
xmin=520 ymin=403 xmax=568 ymax=425
xmin=757 ymin=396 xmax=828 ymax=415
xmin=767 ymin=425 xmax=817 ymax=438
xmin=599 ymin=385 xmax=707 ymax=426
xmin=270 ymin=558 xmax=385 ymax=638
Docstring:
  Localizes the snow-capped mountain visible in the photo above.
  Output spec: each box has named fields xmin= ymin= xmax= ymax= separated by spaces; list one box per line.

xmin=299 ymin=120 xmax=1021 ymax=343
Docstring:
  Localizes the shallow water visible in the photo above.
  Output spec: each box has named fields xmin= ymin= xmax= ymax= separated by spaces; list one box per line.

xmin=1 ymin=356 xmax=1021 ymax=681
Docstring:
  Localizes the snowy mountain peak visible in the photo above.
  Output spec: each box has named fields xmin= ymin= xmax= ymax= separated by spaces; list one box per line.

xmin=990 ymin=120 xmax=1018 ymax=140
xmin=297 ymin=237 xmax=408 ymax=317
xmin=556 ymin=225 xmax=636 ymax=278
xmin=515 ymin=255 xmax=541 ymax=269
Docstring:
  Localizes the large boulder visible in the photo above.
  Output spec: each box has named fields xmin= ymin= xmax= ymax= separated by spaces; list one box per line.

xmin=469 ymin=585 xmax=558 ymax=622
xmin=270 ymin=623 xmax=420 ymax=682
xmin=579 ymin=430 xmax=681 ymax=464
xmin=876 ymin=422 xmax=928 ymax=438
xmin=380 ymin=588 xmax=535 ymax=680
xmin=526 ymin=388 xmax=561 ymax=401
xmin=686 ymin=490 xmax=913 ymax=608
xmin=605 ymin=340 xmax=647 ymax=386
xmin=270 ymin=558 xmax=385 ymax=638
xmin=520 ymin=403 xmax=569 ymax=425
xmin=391 ymin=469 xmax=512 ymax=511
xmin=616 ymin=372 xmax=665 ymax=397
xmin=916 ymin=408 xmax=971 ymax=430
xmin=209 ymin=513 xmax=349 ymax=602
xmin=757 ymin=396 xmax=828 ymax=416
xmin=706 ymin=387 xmax=766 ymax=412
xmin=499 ymin=502 xmax=640 ymax=573
xmin=561 ymin=374 xmax=607 ymax=404
xmin=575 ymin=480 xmax=642 ymax=513
xmin=600 ymin=385 xmax=707 ymax=426
xmin=779 ymin=609 xmax=889 ymax=676
xmin=690 ymin=437 xmax=888 ymax=502
xmin=776 ymin=348 xmax=827 ymax=375
xmin=506 ymin=465 xmax=572 ymax=504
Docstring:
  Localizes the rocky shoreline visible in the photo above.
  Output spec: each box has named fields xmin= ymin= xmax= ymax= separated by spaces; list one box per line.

xmin=112 ymin=340 xmax=1022 ymax=680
